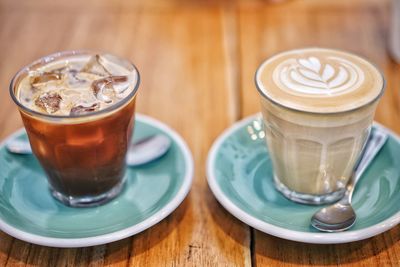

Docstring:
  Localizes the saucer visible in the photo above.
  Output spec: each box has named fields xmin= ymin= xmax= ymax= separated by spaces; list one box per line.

xmin=0 ymin=114 xmax=193 ymax=248
xmin=207 ymin=114 xmax=400 ymax=244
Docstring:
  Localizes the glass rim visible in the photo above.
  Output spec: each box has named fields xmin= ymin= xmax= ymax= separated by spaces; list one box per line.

xmin=254 ymin=47 xmax=386 ymax=115
xmin=9 ymin=50 xmax=140 ymax=120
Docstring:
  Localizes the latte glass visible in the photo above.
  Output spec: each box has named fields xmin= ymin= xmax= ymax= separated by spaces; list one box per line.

xmin=10 ymin=51 xmax=140 ymax=207
xmin=255 ymin=48 xmax=384 ymax=204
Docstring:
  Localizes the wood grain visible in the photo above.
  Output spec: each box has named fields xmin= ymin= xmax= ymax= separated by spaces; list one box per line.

xmin=0 ymin=0 xmax=399 ymax=266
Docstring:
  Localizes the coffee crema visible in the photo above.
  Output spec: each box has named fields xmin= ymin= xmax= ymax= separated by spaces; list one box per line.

xmin=256 ymin=48 xmax=383 ymax=113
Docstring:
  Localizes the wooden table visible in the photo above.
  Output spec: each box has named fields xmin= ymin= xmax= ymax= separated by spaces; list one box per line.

xmin=0 ymin=0 xmax=399 ymax=266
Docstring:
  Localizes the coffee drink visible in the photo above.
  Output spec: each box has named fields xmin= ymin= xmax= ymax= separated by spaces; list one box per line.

xmin=255 ymin=48 xmax=384 ymax=204
xmin=10 ymin=51 xmax=139 ymax=207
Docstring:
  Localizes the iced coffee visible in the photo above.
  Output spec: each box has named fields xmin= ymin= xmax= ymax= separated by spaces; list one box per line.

xmin=10 ymin=51 xmax=140 ymax=207
xmin=255 ymin=48 xmax=384 ymax=204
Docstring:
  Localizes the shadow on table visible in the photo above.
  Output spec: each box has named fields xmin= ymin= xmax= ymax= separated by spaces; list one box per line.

xmin=253 ymin=226 xmax=400 ymax=265
xmin=0 ymin=198 xmax=189 ymax=266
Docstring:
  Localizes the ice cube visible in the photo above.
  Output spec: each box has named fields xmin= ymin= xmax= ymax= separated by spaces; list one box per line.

xmin=66 ymin=69 xmax=90 ymax=87
xmin=34 ymin=92 xmax=62 ymax=114
xmin=70 ymin=102 xmax=100 ymax=115
xmin=30 ymin=68 xmax=65 ymax=87
xmin=111 ymin=76 xmax=130 ymax=95
xmin=80 ymin=55 xmax=111 ymax=77
xmin=91 ymin=76 xmax=128 ymax=103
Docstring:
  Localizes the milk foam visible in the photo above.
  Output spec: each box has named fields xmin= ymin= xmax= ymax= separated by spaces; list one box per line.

xmin=273 ymin=56 xmax=365 ymax=96
xmin=256 ymin=48 xmax=384 ymax=113
xmin=16 ymin=53 xmax=138 ymax=116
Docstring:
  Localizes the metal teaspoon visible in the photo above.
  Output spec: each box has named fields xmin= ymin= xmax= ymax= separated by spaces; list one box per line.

xmin=311 ymin=127 xmax=389 ymax=232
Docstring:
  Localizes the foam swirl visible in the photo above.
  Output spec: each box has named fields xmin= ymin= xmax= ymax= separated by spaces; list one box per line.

xmin=273 ymin=56 xmax=365 ymax=96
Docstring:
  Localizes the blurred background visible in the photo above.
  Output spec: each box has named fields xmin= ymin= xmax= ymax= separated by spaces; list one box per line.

xmin=1 ymin=0 xmax=399 ymax=266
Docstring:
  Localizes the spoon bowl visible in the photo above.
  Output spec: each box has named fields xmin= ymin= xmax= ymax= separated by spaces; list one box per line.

xmin=311 ymin=200 xmax=356 ymax=232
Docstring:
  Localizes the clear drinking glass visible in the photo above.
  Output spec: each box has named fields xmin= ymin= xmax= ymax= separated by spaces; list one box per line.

xmin=255 ymin=48 xmax=385 ymax=204
xmin=10 ymin=51 xmax=140 ymax=207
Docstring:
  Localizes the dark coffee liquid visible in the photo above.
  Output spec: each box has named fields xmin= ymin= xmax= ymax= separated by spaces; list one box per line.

xmin=20 ymin=99 xmax=136 ymax=198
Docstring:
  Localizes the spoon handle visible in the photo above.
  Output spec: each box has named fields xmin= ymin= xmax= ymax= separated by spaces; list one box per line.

xmin=346 ymin=126 xmax=388 ymax=201
xmin=6 ymin=133 xmax=171 ymax=167
xmin=353 ymin=127 xmax=389 ymax=184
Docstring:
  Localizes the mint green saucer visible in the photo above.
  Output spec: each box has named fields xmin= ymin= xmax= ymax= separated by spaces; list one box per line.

xmin=0 ymin=114 xmax=193 ymax=248
xmin=207 ymin=114 xmax=400 ymax=244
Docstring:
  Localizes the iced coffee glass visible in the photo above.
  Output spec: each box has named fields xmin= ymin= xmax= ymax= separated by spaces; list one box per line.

xmin=10 ymin=51 xmax=140 ymax=207
xmin=255 ymin=48 xmax=384 ymax=205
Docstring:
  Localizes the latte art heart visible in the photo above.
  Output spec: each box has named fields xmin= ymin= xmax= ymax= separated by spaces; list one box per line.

xmin=273 ymin=56 xmax=365 ymax=96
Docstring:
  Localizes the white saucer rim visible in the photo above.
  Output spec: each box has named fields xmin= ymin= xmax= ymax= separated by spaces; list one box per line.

xmin=0 ymin=113 xmax=194 ymax=248
xmin=206 ymin=113 xmax=400 ymax=244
